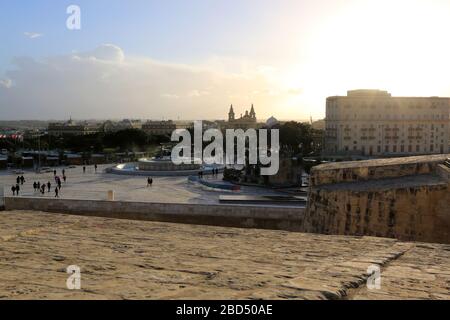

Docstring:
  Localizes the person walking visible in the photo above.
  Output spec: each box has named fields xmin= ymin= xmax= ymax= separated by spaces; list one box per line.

xmin=54 ymin=187 xmax=59 ymax=198
xmin=94 ymin=164 xmax=98 ymax=173
xmin=47 ymin=181 xmax=51 ymax=193
xmin=83 ymin=166 xmax=86 ymax=174
xmin=15 ymin=184 xmax=20 ymax=196
xmin=20 ymin=175 xmax=25 ymax=185
xmin=33 ymin=182 xmax=37 ymax=192
xmin=41 ymin=184 xmax=45 ymax=195
xmin=16 ymin=176 xmax=20 ymax=184
xmin=53 ymin=170 xmax=57 ymax=176
xmin=57 ymin=178 xmax=62 ymax=190
xmin=63 ymin=175 xmax=67 ymax=183
xmin=11 ymin=185 xmax=16 ymax=196
xmin=37 ymin=181 xmax=41 ymax=190
xmin=62 ymin=169 xmax=66 ymax=176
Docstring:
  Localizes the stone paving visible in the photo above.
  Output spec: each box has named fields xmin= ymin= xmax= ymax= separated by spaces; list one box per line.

xmin=0 ymin=211 xmax=448 ymax=300
xmin=0 ymin=165 xmax=294 ymax=205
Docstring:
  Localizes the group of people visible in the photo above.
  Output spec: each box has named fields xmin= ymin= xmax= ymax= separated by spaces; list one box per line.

xmin=198 ymin=168 xmax=221 ymax=179
xmin=11 ymin=169 xmax=69 ymax=198
xmin=33 ymin=181 xmax=53 ymax=195
xmin=11 ymin=175 xmax=26 ymax=195
xmin=211 ymin=168 xmax=220 ymax=177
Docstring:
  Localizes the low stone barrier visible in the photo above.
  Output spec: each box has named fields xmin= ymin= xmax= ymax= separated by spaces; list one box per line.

xmin=188 ymin=176 xmax=241 ymax=191
xmin=3 ymin=196 xmax=305 ymax=232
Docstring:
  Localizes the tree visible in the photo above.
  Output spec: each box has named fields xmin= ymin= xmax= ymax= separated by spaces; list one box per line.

xmin=103 ymin=129 xmax=148 ymax=151
xmin=277 ymin=121 xmax=315 ymax=156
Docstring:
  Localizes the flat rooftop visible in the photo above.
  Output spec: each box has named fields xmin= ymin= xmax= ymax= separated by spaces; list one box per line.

xmin=0 ymin=211 xmax=448 ymax=300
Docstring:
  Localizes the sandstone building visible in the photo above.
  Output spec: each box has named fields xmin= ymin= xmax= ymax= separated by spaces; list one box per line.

xmin=142 ymin=120 xmax=177 ymax=136
xmin=48 ymin=118 xmax=101 ymax=137
xmin=102 ymin=119 xmax=142 ymax=132
xmin=324 ymin=90 xmax=450 ymax=157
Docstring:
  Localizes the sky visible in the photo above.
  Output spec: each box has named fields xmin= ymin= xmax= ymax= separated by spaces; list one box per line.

xmin=1 ymin=0 xmax=450 ymax=121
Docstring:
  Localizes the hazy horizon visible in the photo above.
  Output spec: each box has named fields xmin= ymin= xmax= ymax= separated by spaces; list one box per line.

xmin=2 ymin=0 xmax=450 ymax=120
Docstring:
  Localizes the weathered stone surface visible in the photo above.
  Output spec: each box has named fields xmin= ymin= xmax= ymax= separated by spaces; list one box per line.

xmin=305 ymin=155 xmax=450 ymax=244
xmin=0 ymin=211 xmax=448 ymax=300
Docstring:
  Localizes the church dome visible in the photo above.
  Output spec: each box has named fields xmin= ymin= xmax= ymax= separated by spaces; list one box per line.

xmin=266 ymin=116 xmax=278 ymax=128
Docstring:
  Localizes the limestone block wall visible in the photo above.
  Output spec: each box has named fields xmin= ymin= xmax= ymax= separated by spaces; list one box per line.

xmin=310 ymin=154 xmax=449 ymax=186
xmin=305 ymin=155 xmax=450 ymax=244
xmin=3 ymin=197 xmax=305 ymax=232
xmin=304 ymin=184 xmax=449 ymax=243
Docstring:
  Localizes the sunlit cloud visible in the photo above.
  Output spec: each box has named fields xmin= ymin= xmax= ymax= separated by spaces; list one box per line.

xmin=0 ymin=79 xmax=13 ymax=89
xmin=0 ymin=44 xmax=287 ymax=120
xmin=24 ymin=32 xmax=43 ymax=39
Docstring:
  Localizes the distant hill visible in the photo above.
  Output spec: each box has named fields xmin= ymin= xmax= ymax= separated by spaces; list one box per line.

xmin=0 ymin=120 xmax=49 ymax=130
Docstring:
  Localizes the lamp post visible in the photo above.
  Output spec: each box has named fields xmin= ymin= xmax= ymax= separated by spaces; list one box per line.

xmin=37 ymin=133 xmax=41 ymax=173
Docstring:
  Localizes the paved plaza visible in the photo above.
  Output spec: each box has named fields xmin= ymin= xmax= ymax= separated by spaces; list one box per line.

xmin=0 ymin=165 xmax=296 ymax=205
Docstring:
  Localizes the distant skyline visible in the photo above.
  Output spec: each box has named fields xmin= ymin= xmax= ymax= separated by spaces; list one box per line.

xmin=1 ymin=0 xmax=450 ymax=120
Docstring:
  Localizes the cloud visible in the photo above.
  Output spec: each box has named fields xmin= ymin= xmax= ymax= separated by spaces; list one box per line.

xmin=188 ymin=90 xmax=210 ymax=98
xmin=24 ymin=32 xmax=43 ymax=39
xmin=287 ymin=88 xmax=303 ymax=95
xmin=0 ymin=44 xmax=284 ymax=120
xmin=76 ymin=44 xmax=125 ymax=63
xmin=161 ymin=93 xmax=179 ymax=99
xmin=0 ymin=79 xmax=12 ymax=89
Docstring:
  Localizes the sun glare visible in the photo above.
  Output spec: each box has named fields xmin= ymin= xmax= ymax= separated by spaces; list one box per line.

xmin=278 ymin=0 xmax=450 ymax=118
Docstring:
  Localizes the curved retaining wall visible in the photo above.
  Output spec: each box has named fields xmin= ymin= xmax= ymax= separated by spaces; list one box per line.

xmin=3 ymin=196 xmax=305 ymax=232
xmin=188 ymin=176 xmax=241 ymax=191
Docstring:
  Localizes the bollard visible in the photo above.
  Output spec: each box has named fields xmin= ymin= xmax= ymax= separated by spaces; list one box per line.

xmin=107 ymin=190 xmax=115 ymax=201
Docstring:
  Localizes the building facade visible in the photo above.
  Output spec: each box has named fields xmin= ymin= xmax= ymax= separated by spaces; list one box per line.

xmin=48 ymin=119 xmax=101 ymax=137
xmin=142 ymin=120 xmax=177 ymax=136
xmin=324 ymin=90 xmax=450 ymax=157
xmin=102 ymin=119 xmax=142 ymax=132
xmin=222 ymin=105 xmax=258 ymax=130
